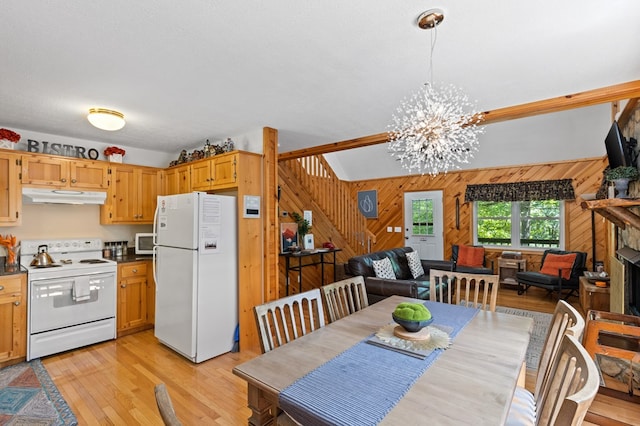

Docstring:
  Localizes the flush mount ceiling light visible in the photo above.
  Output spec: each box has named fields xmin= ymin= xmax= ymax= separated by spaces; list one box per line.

xmin=388 ymin=9 xmax=484 ymax=176
xmin=87 ymin=108 xmax=126 ymax=131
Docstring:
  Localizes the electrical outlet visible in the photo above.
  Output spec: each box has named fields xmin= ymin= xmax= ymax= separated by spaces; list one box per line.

xmin=394 ymin=227 xmax=402 ymax=233
xmin=282 ymin=211 xmax=288 ymax=217
xmin=387 ymin=227 xmax=392 ymax=232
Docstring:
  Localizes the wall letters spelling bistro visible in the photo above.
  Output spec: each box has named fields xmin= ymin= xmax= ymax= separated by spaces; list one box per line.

xmin=27 ymin=139 xmax=100 ymax=160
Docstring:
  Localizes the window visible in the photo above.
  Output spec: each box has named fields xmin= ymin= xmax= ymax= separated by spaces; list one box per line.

xmin=474 ymin=200 xmax=563 ymax=249
xmin=411 ymin=198 xmax=434 ymax=236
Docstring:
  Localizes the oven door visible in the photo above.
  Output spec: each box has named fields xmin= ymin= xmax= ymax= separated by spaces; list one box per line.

xmin=30 ymin=272 xmax=116 ymax=333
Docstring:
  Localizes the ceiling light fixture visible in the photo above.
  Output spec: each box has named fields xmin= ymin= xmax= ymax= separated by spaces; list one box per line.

xmin=388 ymin=9 xmax=484 ymax=176
xmin=87 ymin=108 xmax=126 ymax=131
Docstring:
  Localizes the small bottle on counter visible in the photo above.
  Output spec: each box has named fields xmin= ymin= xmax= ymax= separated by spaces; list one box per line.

xmin=103 ymin=242 xmax=112 ymax=258
xmin=122 ymin=241 xmax=129 ymax=256
xmin=115 ymin=241 xmax=123 ymax=257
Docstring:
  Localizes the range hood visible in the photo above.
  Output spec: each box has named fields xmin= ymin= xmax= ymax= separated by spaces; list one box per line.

xmin=22 ymin=187 xmax=107 ymax=205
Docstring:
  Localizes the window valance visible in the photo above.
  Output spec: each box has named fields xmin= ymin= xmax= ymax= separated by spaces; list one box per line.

xmin=464 ymin=179 xmax=575 ymax=202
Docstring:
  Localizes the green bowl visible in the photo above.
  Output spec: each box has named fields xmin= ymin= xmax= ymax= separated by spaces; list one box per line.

xmin=392 ymin=313 xmax=433 ymax=332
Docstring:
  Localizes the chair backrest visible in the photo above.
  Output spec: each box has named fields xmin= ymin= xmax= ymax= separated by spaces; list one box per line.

xmin=535 ymin=334 xmax=599 ymax=425
xmin=539 ymin=249 xmax=588 ymax=283
xmin=254 ymin=288 xmax=326 ymax=353
xmin=154 ymin=383 xmax=183 ymax=426
xmin=321 ymin=276 xmax=368 ymax=323
xmin=534 ymin=300 xmax=586 ymax=400
xmin=429 ymin=269 xmax=500 ymax=312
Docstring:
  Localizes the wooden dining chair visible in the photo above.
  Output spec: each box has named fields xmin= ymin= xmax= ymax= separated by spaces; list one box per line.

xmin=321 ymin=276 xmax=368 ymax=323
xmin=254 ymin=288 xmax=326 ymax=353
xmin=154 ymin=383 xmax=183 ymax=426
xmin=429 ymin=269 xmax=500 ymax=312
xmin=506 ymin=334 xmax=599 ymax=426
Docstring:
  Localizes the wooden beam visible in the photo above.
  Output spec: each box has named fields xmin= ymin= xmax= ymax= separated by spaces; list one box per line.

xmin=618 ymin=98 xmax=640 ymax=129
xmin=278 ymin=80 xmax=640 ymax=161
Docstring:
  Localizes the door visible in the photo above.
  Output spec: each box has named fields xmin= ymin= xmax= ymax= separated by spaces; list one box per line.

xmin=156 ymin=193 xmax=199 ymax=249
xmin=404 ymin=191 xmax=444 ymax=260
xmin=155 ymin=245 xmax=197 ymax=359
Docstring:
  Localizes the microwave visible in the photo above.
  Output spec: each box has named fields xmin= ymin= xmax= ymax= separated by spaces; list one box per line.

xmin=135 ymin=233 xmax=156 ymax=255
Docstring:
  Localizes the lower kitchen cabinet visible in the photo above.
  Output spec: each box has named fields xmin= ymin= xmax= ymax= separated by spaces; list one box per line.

xmin=0 ymin=274 xmax=27 ymax=366
xmin=117 ymin=261 xmax=154 ymax=337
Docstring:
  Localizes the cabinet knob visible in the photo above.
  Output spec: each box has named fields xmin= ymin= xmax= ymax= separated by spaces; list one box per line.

xmin=132 ymin=269 xmax=137 ymax=273
xmin=61 ymin=178 xmax=67 ymax=183
xmin=14 ymin=301 xmax=20 ymax=306
xmin=71 ymin=179 xmax=77 ymax=183
xmin=121 ymin=284 xmax=126 ymax=288
xmin=0 ymin=285 xmax=4 ymax=291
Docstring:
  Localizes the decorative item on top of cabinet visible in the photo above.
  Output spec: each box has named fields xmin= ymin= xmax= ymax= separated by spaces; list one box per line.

xmin=191 ymin=151 xmax=238 ymax=191
xmin=0 ymin=274 xmax=27 ymax=367
xmin=21 ymin=153 xmax=109 ymax=190
xmin=117 ymin=261 xmax=153 ymax=337
xmin=0 ymin=150 xmax=22 ymax=226
xmin=101 ymin=164 xmax=161 ymax=224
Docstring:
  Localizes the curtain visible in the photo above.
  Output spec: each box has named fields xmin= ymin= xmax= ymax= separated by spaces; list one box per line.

xmin=464 ymin=179 xmax=575 ymax=202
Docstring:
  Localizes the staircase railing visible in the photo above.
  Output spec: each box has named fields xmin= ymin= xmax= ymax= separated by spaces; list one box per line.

xmin=280 ymin=155 xmax=373 ymax=254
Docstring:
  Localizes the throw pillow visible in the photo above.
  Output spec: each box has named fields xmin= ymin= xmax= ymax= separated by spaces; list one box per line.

xmin=372 ymin=257 xmax=396 ymax=280
xmin=540 ymin=253 xmax=577 ymax=280
xmin=406 ymin=250 xmax=425 ymax=279
xmin=457 ymin=245 xmax=485 ymax=267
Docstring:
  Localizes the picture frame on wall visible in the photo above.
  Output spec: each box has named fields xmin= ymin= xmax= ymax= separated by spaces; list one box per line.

xmin=281 ymin=223 xmax=299 ymax=253
xmin=357 ymin=190 xmax=378 ymax=219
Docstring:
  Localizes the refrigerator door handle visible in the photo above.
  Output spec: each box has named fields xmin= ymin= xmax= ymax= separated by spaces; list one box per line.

xmin=152 ymin=245 xmax=158 ymax=289
xmin=153 ymin=203 xmax=159 ymax=246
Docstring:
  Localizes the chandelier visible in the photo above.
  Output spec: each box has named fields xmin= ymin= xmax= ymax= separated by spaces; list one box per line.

xmin=388 ymin=9 xmax=484 ymax=176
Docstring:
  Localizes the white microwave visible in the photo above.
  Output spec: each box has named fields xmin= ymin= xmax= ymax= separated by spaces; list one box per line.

xmin=135 ymin=233 xmax=155 ymax=255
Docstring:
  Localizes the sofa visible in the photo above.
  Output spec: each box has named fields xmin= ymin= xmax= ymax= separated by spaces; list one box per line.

xmin=345 ymin=247 xmax=451 ymax=304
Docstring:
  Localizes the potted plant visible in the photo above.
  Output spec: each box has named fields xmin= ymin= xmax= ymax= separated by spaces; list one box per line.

xmin=604 ymin=166 xmax=639 ymax=198
xmin=290 ymin=212 xmax=311 ymax=239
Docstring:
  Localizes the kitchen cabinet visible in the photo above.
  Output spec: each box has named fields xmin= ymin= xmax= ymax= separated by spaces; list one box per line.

xmin=101 ymin=164 xmax=161 ymax=224
xmin=191 ymin=152 xmax=238 ymax=191
xmin=0 ymin=150 xmax=22 ymax=226
xmin=117 ymin=261 xmax=153 ymax=337
xmin=0 ymin=274 xmax=26 ymax=366
xmin=164 ymin=163 xmax=191 ymax=195
xmin=21 ymin=153 xmax=108 ymax=190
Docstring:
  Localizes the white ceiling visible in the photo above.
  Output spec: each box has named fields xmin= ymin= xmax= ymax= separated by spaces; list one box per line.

xmin=2 ymin=1 xmax=639 ymax=177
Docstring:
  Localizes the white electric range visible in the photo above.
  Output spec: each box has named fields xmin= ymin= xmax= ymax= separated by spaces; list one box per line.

xmin=20 ymin=238 xmax=117 ymax=360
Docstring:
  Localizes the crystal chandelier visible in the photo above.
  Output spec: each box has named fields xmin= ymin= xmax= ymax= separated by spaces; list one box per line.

xmin=388 ymin=9 xmax=484 ymax=176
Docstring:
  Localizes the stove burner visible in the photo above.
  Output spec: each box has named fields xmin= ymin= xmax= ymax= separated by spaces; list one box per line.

xmin=79 ymin=259 xmax=109 ymax=264
xmin=33 ymin=264 xmax=62 ymax=268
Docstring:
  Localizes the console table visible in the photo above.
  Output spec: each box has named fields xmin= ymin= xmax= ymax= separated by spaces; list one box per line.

xmin=280 ymin=248 xmax=341 ymax=295
xmin=579 ymin=276 xmax=610 ymax=313
xmin=498 ymin=257 xmax=526 ymax=290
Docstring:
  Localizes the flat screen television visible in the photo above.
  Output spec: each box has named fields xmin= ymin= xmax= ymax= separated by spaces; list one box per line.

xmin=604 ymin=120 xmax=632 ymax=168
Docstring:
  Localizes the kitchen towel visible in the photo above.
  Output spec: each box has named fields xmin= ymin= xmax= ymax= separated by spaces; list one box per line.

xmin=72 ymin=278 xmax=91 ymax=302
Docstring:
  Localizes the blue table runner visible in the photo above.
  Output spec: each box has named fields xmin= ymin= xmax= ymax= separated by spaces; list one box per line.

xmin=279 ymin=301 xmax=479 ymax=426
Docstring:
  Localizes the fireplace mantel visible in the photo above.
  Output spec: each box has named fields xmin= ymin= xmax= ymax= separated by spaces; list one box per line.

xmin=581 ymin=198 xmax=640 ymax=230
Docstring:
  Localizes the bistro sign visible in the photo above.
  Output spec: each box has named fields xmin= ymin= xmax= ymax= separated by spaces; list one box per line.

xmin=27 ymin=139 xmax=101 ymax=160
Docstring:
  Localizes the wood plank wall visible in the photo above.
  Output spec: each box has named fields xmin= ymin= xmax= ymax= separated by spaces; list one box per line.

xmin=278 ymin=155 xmax=609 ymax=297
xmin=349 ymin=157 xmax=609 ymax=273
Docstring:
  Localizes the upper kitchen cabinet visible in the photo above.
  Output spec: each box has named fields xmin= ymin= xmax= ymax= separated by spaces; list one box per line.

xmin=191 ymin=151 xmax=238 ymax=191
xmin=21 ymin=153 xmax=108 ymax=190
xmin=101 ymin=164 xmax=161 ymax=224
xmin=0 ymin=150 xmax=22 ymax=226
xmin=164 ymin=163 xmax=191 ymax=195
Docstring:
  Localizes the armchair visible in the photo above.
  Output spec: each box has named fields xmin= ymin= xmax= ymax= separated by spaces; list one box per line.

xmin=515 ymin=249 xmax=587 ymax=300
xmin=451 ymin=244 xmax=494 ymax=274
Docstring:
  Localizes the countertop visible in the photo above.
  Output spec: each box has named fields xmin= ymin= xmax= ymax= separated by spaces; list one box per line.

xmin=106 ymin=251 xmax=153 ymax=264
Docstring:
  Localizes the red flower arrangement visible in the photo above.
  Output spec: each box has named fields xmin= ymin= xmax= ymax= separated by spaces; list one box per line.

xmin=0 ymin=128 xmax=21 ymax=143
xmin=104 ymin=146 xmax=126 ymax=156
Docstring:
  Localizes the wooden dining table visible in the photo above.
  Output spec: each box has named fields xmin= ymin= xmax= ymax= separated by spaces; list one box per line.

xmin=233 ymin=295 xmax=533 ymax=425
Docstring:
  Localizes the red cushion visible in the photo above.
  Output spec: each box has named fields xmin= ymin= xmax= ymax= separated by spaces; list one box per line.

xmin=457 ymin=245 xmax=485 ymax=268
xmin=540 ymin=253 xmax=577 ymax=280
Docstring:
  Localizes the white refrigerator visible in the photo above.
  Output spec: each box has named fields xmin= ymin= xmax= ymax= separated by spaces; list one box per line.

xmin=153 ymin=192 xmax=237 ymax=363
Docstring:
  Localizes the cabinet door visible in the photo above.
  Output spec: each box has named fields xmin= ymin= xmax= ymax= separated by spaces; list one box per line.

xmin=0 ymin=151 xmax=21 ymax=225
xmin=191 ymin=160 xmax=213 ymax=190
xmin=212 ymin=153 xmax=238 ymax=189
xmin=0 ymin=275 xmax=26 ymax=363
xmin=117 ymin=275 xmax=148 ymax=332
xmin=21 ymin=155 xmax=69 ymax=188
xmin=69 ymin=160 xmax=109 ymax=190
xmin=138 ymin=168 xmax=160 ymax=222
xmin=110 ymin=166 xmax=138 ymax=222
xmin=164 ymin=164 xmax=191 ymax=195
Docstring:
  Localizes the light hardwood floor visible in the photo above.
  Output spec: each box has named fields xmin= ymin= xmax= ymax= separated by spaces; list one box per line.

xmin=42 ymin=286 xmax=640 ymax=425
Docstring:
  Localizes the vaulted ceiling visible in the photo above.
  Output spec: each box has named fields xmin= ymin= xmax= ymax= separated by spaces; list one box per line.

xmin=2 ymin=1 xmax=639 ymax=178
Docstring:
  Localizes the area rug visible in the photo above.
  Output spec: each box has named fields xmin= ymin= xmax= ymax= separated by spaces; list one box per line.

xmin=495 ymin=306 xmax=552 ymax=371
xmin=0 ymin=359 xmax=77 ymax=425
